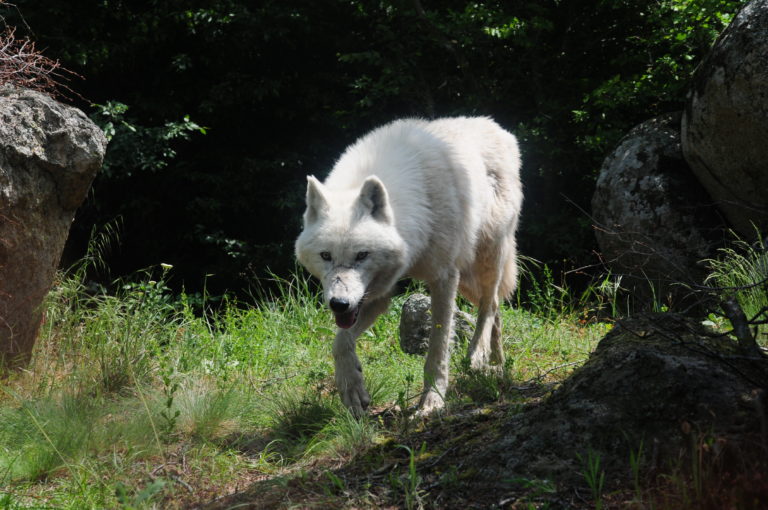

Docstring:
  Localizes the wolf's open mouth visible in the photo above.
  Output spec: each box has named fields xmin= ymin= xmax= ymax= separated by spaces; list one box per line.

xmin=334 ymin=305 xmax=360 ymax=329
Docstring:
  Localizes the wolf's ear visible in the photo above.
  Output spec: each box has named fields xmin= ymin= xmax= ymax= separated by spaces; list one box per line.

xmin=304 ymin=175 xmax=328 ymax=224
xmin=355 ymin=176 xmax=392 ymax=224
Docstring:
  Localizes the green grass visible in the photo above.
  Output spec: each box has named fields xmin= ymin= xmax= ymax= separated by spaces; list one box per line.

xmin=2 ymin=231 xmax=765 ymax=507
xmin=3 ymin=240 xmax=765 ymax=507
xmin=705 ymin=230 xmax=768 ymax=341
xmin=0 ymin=265 xmax=612 ymax=508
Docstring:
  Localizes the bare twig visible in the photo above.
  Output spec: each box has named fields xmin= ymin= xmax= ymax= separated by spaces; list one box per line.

xmin=0 ymin=26 xmax=81 ymax=99
xmin=171 ymin=475 xmax=194 ymax=493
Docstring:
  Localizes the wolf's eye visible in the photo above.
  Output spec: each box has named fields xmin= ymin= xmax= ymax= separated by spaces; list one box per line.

xmin=320 ymin=251 xmax=332 ymax=261
xmin=355 ymin=251 xmax=369 ymax=261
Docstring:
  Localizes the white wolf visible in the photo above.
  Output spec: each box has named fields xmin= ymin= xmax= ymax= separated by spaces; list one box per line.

xmin=295 ymin=117 xmax=522 ymax=415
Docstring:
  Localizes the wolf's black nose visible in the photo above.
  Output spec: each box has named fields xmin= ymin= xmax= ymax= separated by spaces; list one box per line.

xmin=329 ymin=297 xmax=350 ymax=313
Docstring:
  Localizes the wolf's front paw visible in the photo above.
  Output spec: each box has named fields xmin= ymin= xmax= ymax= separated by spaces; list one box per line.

xmin=339 ymin=380 xmax=371 ymax=417
xmin=469 ymin=349 xmax=504 ymax=374
xmin=469 ymin=347 xmax=492 ymax=371
xmin=415 ymin=390 xmax=445 ymax=418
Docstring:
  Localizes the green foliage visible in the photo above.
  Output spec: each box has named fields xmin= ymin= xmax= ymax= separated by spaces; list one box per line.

xmin=176 ymin=384 xmax=237 ymax=441
xmin=393 ymin=443 xmax=427 ymax=510
xmin=395 ymin=373 xmax=417 ymax=408
xmin=91 ymin=101 xmax=206 ymax=178
xmin=574 ymin=0 xmax=740 ymax=152
xmin=305 ymin=409 xmax=379 ymax=459
xmin=0 ymin=260 xmax=612 ymax=506
xmin=578 ymin=449 xmax=606 ymax=510
xmin=519 ymin=260 xmax=625 ymax=322
xmin=505 ymin=477 xmax=557 ymax=508
xmin=525 ymin=264 xmax=570 ymax=323
xmin=114 ymin=479 xmax=166 ymax=510
xmin=1 ymin=0 xmax=747 ymax=295
xmin=157 ymin=361 xmax=181 ymax=442
xmin=267 ymin=387 xmax=336 ymax=452
xmin=0 ymin=392 xmax=94 ymax=481
xmin=706 ymin=231 xmax=768 ymax=336
xmin=0 ymin=493 xmax=26 ymax=510
xmin=451 ymin=356 xmax=524 ymax=405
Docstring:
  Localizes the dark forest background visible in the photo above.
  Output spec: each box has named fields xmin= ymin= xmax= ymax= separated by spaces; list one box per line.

xmin=2 ymin=0 xmax=745 ymax=297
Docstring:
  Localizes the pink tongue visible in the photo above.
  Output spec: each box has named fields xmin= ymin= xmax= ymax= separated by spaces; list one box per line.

xmin=335 ymin=310 xmax=356 ymax=329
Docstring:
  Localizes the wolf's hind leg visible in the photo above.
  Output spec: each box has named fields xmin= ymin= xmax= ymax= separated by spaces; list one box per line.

xmin=333 ymin=295 xmax=390 ymax=416
xmin=490 ymin=311 xmax=504 ymax=365
xmin=468 ymin=293 xmax=503 ymax=370
xmin=467 ymin=244 xmax=507 ymax=371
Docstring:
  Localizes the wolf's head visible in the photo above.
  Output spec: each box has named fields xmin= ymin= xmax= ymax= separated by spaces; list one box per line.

xmin=295 ymin=175 xmax=406 ymax=329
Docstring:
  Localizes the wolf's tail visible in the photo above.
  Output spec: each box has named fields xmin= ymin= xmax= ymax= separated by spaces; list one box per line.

xmin=498 ymin=243 xmax=519 ymax=300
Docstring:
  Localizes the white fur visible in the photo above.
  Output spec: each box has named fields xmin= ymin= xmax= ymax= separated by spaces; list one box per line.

xmin=295 ymin=117 xmax=523 ymax=416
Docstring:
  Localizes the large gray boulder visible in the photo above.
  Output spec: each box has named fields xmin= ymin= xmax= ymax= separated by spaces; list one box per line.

xmin=592 ymin=113 xmax=725 ymax=307
xmin=472 ymin=313 xmax=767 ymax=486
xmin=399 ymin=293 xmax=475 ymax=355
xmin=0 ymin=87 xmax=107 ymax=367
xmin=682 ymin=0 xmax=768 ymax=237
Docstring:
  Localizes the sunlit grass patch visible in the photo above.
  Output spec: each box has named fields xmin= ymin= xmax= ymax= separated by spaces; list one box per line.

xmin=502 ymin=306 xmax=611 ymax=383
xmin=305 ymin=410 xmax=380 ymax=459
xmin=0 ymin=262 xmax=628 ymax=507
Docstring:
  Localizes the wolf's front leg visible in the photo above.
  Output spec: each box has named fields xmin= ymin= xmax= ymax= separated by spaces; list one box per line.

xmin=332 ymin=295 xmax=391 ymax=416
xmin=419 ymin=270 xmax=460 ymax=416
xmin=333 ymin=330 xmax=369 ymax=415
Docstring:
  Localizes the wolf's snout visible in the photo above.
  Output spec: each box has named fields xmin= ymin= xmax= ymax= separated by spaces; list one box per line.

xmin=329 ymin=297 xmax=350 ymax=313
